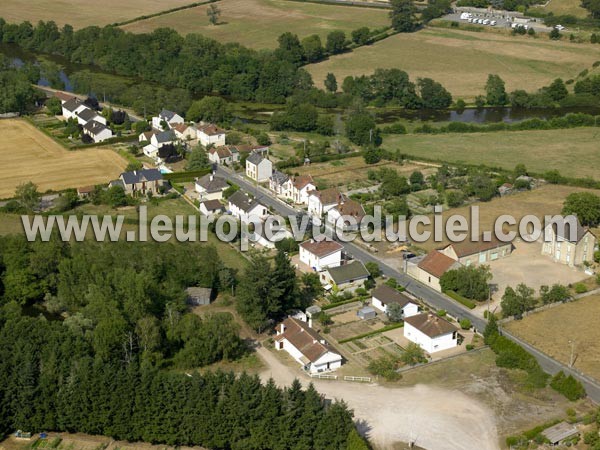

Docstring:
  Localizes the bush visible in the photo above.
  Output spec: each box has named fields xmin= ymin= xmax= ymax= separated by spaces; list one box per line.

xmin=459 ymin=318 xmax=472 ymax=330
xmin=466 ymin=344 xmax=475 ymax=351
xmin=368 ymin=354 xmax=401 ymax=381
xmin=574 ymin=283 xmax=588 ymax=294
xmin=550 ymin=371 xmax=586 ymax=401
xmin=445 ymin=290 xmax=477 ymax=309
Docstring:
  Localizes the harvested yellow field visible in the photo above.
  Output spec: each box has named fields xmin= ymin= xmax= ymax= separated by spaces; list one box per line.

xmin=0 ymin=0 xmax=195 ymax=27
xmin=307 ymin=27 xmax=600 ymax=100
xmin=0 ymin=119 xmax=127 ymax=199
xmin=505 ymin=294 xmax=600 ymax=382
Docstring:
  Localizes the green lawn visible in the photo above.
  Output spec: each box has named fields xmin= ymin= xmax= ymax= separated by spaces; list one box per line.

xmin=384 ymin=127 xmax=600 ymax=179
xmin=121 ymin=0 xmax=390 ymax=49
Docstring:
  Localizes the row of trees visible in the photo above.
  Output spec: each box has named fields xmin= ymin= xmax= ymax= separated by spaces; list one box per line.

xmin=500 ymin=283 xmax=571 ymax=318
xmin=0 ymin=55 xmax=44 ymax=113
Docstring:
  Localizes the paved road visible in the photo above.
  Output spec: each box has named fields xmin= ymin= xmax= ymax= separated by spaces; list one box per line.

xmin=216 ymin=166 xmax=600 ymax=403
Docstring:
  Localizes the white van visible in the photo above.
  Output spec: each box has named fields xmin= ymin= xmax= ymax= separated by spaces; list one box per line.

xmin=490 ymin=20 xmax=497 ymax=26
xmin=483 ymin=19 xmax=490 ymax=25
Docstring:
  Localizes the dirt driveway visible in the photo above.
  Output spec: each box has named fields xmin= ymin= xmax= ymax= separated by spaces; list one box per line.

xmin=480 ymin=239 xmax=589 ymax=315
xmin=257 ymin=346 xmax=499 ymax=450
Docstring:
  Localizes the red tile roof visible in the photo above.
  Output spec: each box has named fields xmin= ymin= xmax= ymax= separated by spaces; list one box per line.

xmin=417 ymin=250 xmax=458 ymax=279
xmin=275 ymin=317 xmax=337 ymax=363
xmin=300 ymin=239 xmax=343 ymax=258
xmin=404 ymin=313 xmax=457 ymax=338
xmin=292 ymin=175 xmax=314 ymax=190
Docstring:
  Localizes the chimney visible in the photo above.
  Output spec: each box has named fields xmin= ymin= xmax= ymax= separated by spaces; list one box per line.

xmin=209 ymin=174 xmax=214 ymax=181
xmin=280 ymin=323 xmax=286 ymax=334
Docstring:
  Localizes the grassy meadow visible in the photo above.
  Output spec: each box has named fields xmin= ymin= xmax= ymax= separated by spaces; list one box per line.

xmin=383 ymin=127 xmax=600 ymax=179
xmin=307 ymin=27 xmax=600 ymax=100
xmin=121 ymin=0 xmax=390 ymax=49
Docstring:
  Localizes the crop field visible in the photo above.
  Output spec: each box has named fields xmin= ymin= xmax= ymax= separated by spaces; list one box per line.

xmin=0 ymin=119 xmax=127 ymax=199
xmin=0 ymin=0 xmax=196 ymax=27
xmin=307 ymin=27 xmax=600 ymax=100
xmin=121 ymin=0 xmax=390 ymax=49
xmin=505 ymin=294 xmax=600 ymax=382
xmin=384 ymin=127 xmax=600 ymax=179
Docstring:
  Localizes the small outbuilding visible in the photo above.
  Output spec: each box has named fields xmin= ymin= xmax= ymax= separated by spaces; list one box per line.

xmin=185 ymin=287 xmax=212 ymax=306
xmin=542 ymin=422 xmax=579 ymax=446
xmin=357 ymin=306 xmax=376 ymax=320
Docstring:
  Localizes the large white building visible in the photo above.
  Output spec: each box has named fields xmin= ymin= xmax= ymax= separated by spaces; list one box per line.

xmin=299 ymin=239 xmax=343 ymax=272
xmin=197 ymin=123 xmax=226 ymax=148
xmin=275 ymin=317 xmax=342 ymax=373
xmin=403 ymin=313 xmax=458 ymax=354
xmin=245 ymin=153 xmax=273 ymax=182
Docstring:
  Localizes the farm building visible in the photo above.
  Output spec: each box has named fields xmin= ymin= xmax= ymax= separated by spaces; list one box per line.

xmin=371 ymin=284 xmax=419 ymax=318
xmin=404 ymin=313 xmax=458 ymax=354
xmin=186 ymin=287 xmax=212 ymax=306
xmin=409 ymin=250 xmax=461 ymax=292
xmin=439 ymin=235 xmax=512 ymax=266
xmin=299 ymin=239 xmax=343 ymax=271
xmin=541 ymin=422 xmax=579 ymax=445
xmin=320 ymin=261 xmax=369 ymax=291
xmin=275 ymin=317 xmax=342 ymax=373
xmin=357 ymin=306 xmax=376 ymax=320
xmin=541 ymin=219 xmax=596 ymax=267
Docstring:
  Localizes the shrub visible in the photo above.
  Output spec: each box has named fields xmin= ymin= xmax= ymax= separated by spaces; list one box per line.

xmin=550 ymin=371 xmax=586 ymax=401
xmin=368 ymin=354 xmax=401 ymax=381
xmin=574 ymin=283 xmax=588 ymax=294
xmin=459 ymin=318 xmax=472 ymax=330
xmin=445 ymin=290 xmax=477 ymax=309
xmin=466 ymin=344 xmax=475 ymax=351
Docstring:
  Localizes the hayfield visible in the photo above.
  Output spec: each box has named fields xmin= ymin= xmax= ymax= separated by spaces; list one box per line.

xmin=0 ymin=119 xmax=127 ymax=199
xmin=531 ymin=0 xmax=590 ymax=19
xmin=505 ymin=294 xmax=600 ymax=382
xmin=0 ymin=0 xmax=195 ymax=27
xmin=307 ymin=27 xmax=600 ymax=99
xmin=384 ymin=127 xmax=600 ymax=179
xmin=121 ymin=0 xmax=390 ymax=49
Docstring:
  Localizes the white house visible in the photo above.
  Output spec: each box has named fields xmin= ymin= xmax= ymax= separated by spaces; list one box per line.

xmin=197 ymin=123 xmax=226 ymax=148
xmin=320 ymin=261 xmax=369 ymax=292
xmin=143 ymin=130 xmax=175 ymax=160
xmin=227 ymin=190 xmax=268 ymax=224
xmin=371 ymin=284 xmax=419 ymax=318
xmin=199 ymin=199 xmax=225 ymax=217
xmin=82 ymin=120 xmax=113 ymax=143
xmin=270 ymin=170 xmax=290 ymax=196
xmin=172 ymin=123 xmax=197 ymax=143
xmin=299 ymin=239 xmax=343 ymax=271
xmin=275 ymin=317 xmax=342 ymax=373
xmin=249 ymin=227 xmax=294 ymax=249
xmin=541 ymin=219 xmax=596 ymax=267
xmin=326 ymin=198 xmax=365 ymax=232
xmin=61 ymin=97 xmax=87 ymax=120
xmin=283 ymin=175 xmax=316 ymax=205
xmin=403 ymin=313 xmax=458 ymax=354
xmin=75 ymin=107 xmax=106 ymax=126
xmin=246 ymin=153 xmax=273 ymax=182
xmin=152 ymin=109 xmax=184 ymax=130
xmin=208 ymin=146 xmax=239 ymax=165
xmin=308 ymin=188 xmax=344 ymax=219
xmin=195 ymin=173 xmax=228 ymax=201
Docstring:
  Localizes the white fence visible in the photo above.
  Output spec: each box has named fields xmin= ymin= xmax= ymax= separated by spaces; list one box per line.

xmin=343 ymin=376 xmax=371 ymax=383
xmin=310 ymin=373 xmax=338 ymax=380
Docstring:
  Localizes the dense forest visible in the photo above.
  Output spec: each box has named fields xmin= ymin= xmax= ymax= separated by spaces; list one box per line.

xmin=0 ymin=236 xmax=360 ymax=448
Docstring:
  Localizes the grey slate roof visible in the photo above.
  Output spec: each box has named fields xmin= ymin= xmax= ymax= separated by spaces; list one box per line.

xmin=155 ymin=130 xmax=175 ymax=143
xmin=228 ymin=190 xmax=261 ymax=212
xmin=120 ymin=169 xmax=163 ymax=185
xmin=63 ymin=97 xmax=83 ymax=113
xmin=77 ymin=107 xmax=98 ymax=122
xmin=196 ymin=174 xmax=228 ymax=193
xmin=542 ymin=422 xmax=579 ymax=444
xmin=326 ymin=261 xmax=369 ymax=285
xmin=246 ymin=152 xmax=264 ymax=165
xmin=83 ymin=120 xmax=108 ymax=135
xmin=550 ymin=219 xmax=590 ymax=243
xmin=270 ymin=170 xmax=289 ymax=185
xmin=159 ymin=109 xmax=178 ymax=121
xmin=372 ymin=284 xmax=413 ymax=308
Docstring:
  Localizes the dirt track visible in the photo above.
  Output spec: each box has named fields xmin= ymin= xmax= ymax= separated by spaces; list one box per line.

xmin=257 ymin=346 xmax=500 ymax=450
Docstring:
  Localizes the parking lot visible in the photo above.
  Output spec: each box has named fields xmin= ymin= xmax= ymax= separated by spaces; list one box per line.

xmin=443 ymin=9 xmax=552 ymax=33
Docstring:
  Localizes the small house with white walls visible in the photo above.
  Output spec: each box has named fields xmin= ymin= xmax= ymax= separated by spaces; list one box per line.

xmin=75 ymin=107 xmax=106 ymax=127
xmin=245 ymin=153 xmax=273 ymax=182
xmin=403 ymin=313 xmax=458 ymax=354
xmin=299 ymin=239 xmax=343 ymax=272
xmin=82 ymin=120 xmax=113 ymax=143
xmin=227 ymin=190 xmax=268 ymax=224
xmin=61 ymin=98 xmax=87 ymax=120
xmin=270 ymin=170 xmax=290 ymax=196
xmin=320 ymin=261 xmax=369 ymax=292
xmin=172 ymin=123 xmax=197 ymax=143
xmin=197 ymin=123 xmax=226 ymax=148
xmin=326 ymin=198 xmax=366 ymax=232
xmin=199 ymin=199 xmax=225 ymax=217
xmin=275 ymin=317 xmax=342 ymax=373
xmin=371 ymin=284 xmax=419 ymax=318
xmin=152 ymin=109 xmax=184 ymax=130
xmin=308 ymin=188 xmax=344 ymax=219
xmin=283 ymin=175 xmax=316 ymax=205
xmin=195 ymin=173 xmax=228 ymax=201
xmin=208 ymin=146 xmax=239 ymax=165
xmin=143 ymin=130 xmax=175 ymax=160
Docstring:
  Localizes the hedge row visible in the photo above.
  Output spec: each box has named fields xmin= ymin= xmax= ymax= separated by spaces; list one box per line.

xmin=276 ymin=150 xmax=364 ymax=170
xmin=111 ymin=0 xmax=217 ymax=26
xmin=321 ymin=297 xmax=366 ymax=311
xmin=444 ymin=290 xmax=476 ymax=309
xmin=338 ymin=323 xmax=404 ymax=344
xmin=550 ymin=371 xmax=586 ymax=401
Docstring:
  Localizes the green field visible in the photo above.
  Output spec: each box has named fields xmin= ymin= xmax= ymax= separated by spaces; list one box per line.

xmin=531 ymin=0 xmax=590 ymax=19
xmin=384 ymin=127 xmax=600 ymax=179
xmin=307 ymin=27 xmax=600 ymax=100
xmin=121 ymin=0 xmax=390 ymax=49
